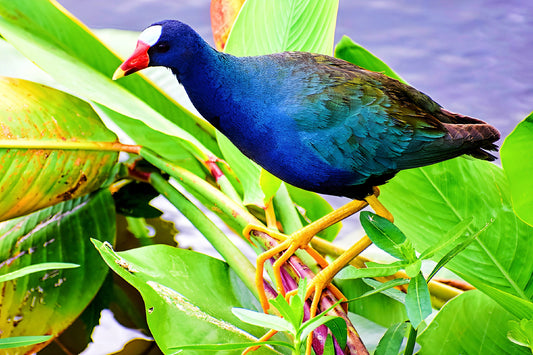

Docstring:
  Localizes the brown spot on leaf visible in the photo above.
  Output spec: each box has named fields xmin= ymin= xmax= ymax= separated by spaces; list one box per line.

xmin=57 ymin=173 xmax=87 ymax=201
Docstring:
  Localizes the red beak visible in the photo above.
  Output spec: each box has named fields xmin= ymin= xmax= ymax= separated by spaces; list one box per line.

xmin=112 ymin=40 xmax=151 ymax=80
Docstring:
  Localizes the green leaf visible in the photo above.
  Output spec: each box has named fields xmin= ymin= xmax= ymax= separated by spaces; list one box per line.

xmin=346 ymin=278 xmax=409 ymax=303
xmin=299 ymin=315 xmax=346 ymax=346
xmin=380 ymin=158 xmax=533 ymax=314
xmin=362 ymin=278 xmax=408 ymax=304
xmin=322 ymin=317 xmax=348 ymax=349
xmin=0 ymin=263 xmax=79 ymax=283
xmin=404 ymin=259 xmax=422 ymax=278
xmin=360 ymin=212 xmax=410 ymax=260
xmin=418 ymin=217 xmax=474 ymax=260
xmin=225 ymin=0 xmax=339 ymax=56
xmin=216 ymin=131 xmax=264 ymax=206
xmin=334 ymin=36 xmax=405 ymax=83
xmin=233 ymin=307 xmax=294 ymax=333
xmin=375 ymin=322 xmax=408 ymax=355
xmin=260 ymin=169 xmax=283 ymax=205
xmin=323 ymin=334 xmax=335 ymax=355
xmin=426 ymin=220 xmax=491 ymax=282
xmin=336 ymin=261 xmax=408 ymax=280
xmin=0 ymin=0 xmax=220 ymax=158
xmin=0 ymin=336 xmax=52 ymax=349
xmin=336 ymin=277 xmax=407 ymax=327
xmin=507 ymin=319 xmax=533 ymax=350
xmin=501 ymin=112 xmax=533 ymax=226
xmin=0 ymin=189 xmax=115 ymax=352
xmin=418 ymin=290 xmax=528 ymax=354
xmin=473 ymin=281 xmax=533 ymax=320
xmin=269 ymin=294 xmax=300 ymax=329
xmin=93 ymin=241 xmax=283 ymax=354
xmin=171 ymin=340 xmax=294 ymax=352
xmin=405 ymin=273 xmax=432 ymax=329
xmin=0 ymin=76 xmax=118 ymax=221
xmin=95 ymin=104 xmax=207 ymax=179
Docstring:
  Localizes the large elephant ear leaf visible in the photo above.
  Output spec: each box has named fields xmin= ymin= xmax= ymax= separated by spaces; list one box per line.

xmin=0 ymin=76 xmax=119 ymax=221
xmin=0 ymin=189 xmax=116 ymax=354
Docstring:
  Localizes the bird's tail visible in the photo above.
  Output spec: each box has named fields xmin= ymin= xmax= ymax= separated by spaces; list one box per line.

xmin=442 ymin=122 xmax=500 ymax=161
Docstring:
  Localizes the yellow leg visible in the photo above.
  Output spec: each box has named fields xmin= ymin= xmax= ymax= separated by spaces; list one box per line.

xmin=244 ymin=198 xmax=369 ymax=312
xmin=301 ymin=193 xmax=394 ymax=354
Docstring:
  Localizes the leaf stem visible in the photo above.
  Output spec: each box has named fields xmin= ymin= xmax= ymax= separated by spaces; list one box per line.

xmin=0 ymin=139 xmax=141 ymax=154
xmin=148 ymin=172 xmax=258 ymax=298
xmin=140 ymin=147 xmax=259 ymax=229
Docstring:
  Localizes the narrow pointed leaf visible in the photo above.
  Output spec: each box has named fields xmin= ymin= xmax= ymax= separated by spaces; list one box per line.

xmin=418 ymin=217 xmax=474 ymax=260
xmin=426 ymin=220 xmax=491 ymax=282
xmin=362 ymin=278 xmax=408 ymax=304
xmin=347 ymin=278 xmax=409 ymax=303
xmin=0 ymin=336 xmax=52 ymax=349
xmin=360 ymin=211 xmax=409 ymax=260
xmin=269 ymin=294 xmax=300 ymax=328
xmin=405 ymin=273 xmax=432 ymax=329
xmin=337 ymin=261 xmax=407 ymax=280
xmin=0 ymin=263 xmax=79 ymax=283
xmin=171 ymin=340 xmax=293 ymax=351
xmin=233 ymin=308 xmax=294 ymax=333
xmin=0 ymin=77 xmax=118 ymax=221
xmin=375 ymin=322 xmax=408 ymax=355
xmin=299 ymin=315 xmax=346 ymax=346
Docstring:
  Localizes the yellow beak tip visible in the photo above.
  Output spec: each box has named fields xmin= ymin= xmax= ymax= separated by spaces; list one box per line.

xmin=112 ymin=67 xmax=126 ymax=80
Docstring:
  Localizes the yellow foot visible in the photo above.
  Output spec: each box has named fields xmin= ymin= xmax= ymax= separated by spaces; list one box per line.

xmin=244 ymin=198 xmax=369 ymax=313
xmin=243 ymin=224 xmax=330 ymax=312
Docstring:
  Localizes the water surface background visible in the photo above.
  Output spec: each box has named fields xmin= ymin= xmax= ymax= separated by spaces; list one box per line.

xmin=61 ymin=0 xmax=533 ymax=140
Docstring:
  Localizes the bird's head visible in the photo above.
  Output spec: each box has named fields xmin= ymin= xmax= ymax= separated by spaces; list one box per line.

xmin=112 ymin=20 xmax=200 ymax=80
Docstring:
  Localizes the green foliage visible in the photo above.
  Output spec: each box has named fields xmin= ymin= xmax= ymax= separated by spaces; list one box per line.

xmin=374 ymin=322 xmax=408 ymax=355
xmin=0 ymin=0 xmax=531 ymax=353
xmin=507 ymin=319 xmax=533 ymax=351
xmin=225 ymin=0 xmax=339 ymax=56
xmin=501 ymin=111 xmax=533 ymax=226
xmin=93 ymin=240 xmax=282 ymax=354
xmin=418 ymin=291 xmax=529 ymax=354
xmin=0 ymin=336 xmax=52 ymax=350
xmin=0 ymin=190 xmax=115 ymax=353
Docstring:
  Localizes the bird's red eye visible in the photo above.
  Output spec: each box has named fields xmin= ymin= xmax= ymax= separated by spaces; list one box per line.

xmin=154 ymin=42 xmax=170 ymax=53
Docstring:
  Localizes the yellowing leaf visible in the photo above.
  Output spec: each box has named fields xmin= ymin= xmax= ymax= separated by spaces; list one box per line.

xmin=0 ymin=77 xmax=118 ymax=221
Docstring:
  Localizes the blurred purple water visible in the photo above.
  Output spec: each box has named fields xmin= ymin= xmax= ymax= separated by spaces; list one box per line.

xmin=60 ymin=0 xmax=532 ymax=140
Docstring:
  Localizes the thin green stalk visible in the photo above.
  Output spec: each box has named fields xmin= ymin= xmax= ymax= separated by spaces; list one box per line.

xmin=148 ymin=172 xmax=258 ymax=298
xmin=404 ymin=324 xmax=417 ymax=355
xmin=140 ymin=147 xmax=259 ymax=230
xmin=0 ymin=139 xmax=140 ymax=153
xmin=273 ymin=183 xmax=303 ymax=234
